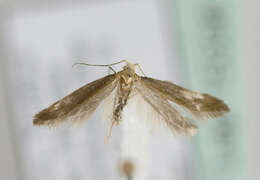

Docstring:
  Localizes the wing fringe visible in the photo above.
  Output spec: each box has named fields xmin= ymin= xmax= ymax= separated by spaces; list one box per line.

xmin=135 ymin=81 xmax=197 ymax=135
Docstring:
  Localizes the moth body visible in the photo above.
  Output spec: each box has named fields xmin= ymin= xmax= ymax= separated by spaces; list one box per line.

xmin=113 ymin=63 xmax=139 ymax=125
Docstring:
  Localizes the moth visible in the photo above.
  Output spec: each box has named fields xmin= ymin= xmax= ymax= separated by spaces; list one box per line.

xmin=33 ymin=60 xmax=230 ymax=139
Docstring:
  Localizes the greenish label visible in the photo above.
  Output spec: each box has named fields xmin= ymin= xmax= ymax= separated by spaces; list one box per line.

xmin=173 ymin=1 xmax=247 ymax=180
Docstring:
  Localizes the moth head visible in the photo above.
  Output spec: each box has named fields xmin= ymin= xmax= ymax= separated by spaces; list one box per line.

xmin=123 ymin=62 xmax=136 ymax=77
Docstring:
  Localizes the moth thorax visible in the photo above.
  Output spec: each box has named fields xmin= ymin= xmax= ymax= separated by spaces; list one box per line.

xmin=121 ymin=73 xmax=134 ymax=87
xmin=121 ymin=81 xmax=132 ymax=90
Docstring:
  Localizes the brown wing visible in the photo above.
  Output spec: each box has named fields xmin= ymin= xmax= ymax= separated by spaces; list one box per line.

xmin=135 ymin=81 xmax=197 ymax=135
xmin=140 ymin=77 xmax=230 ymax=120
xmin=33 ymin=74 xmax=118 ymax=127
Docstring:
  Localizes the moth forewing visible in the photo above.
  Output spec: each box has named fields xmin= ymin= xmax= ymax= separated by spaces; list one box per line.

xmin=140 ymin=77 xmax=230 ymax=121
xmin=33 ymin=74 xmax=118 ymax=127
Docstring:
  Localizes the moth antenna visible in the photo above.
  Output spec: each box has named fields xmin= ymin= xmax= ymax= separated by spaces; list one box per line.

xmin=134 ymin=63 xmax=146 ymax=77
xmin=72 ymin=59 xmax=128 ymax=68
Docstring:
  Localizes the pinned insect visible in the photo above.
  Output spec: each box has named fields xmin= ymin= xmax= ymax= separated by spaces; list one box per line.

xmin=33 ymin=60 xmax=229 ymax=139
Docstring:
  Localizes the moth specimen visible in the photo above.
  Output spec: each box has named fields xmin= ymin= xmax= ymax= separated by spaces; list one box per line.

xmin=33 ymin=60 xmax=229 ymax=138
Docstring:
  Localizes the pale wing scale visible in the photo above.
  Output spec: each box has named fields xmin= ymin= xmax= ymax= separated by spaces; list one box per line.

xmin=33 ymin=74 xmax=118 ymax=127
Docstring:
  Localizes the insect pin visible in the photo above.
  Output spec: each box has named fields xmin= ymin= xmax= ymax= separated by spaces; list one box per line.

xmin=33 ymin=60 xmax=230 ymax=140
